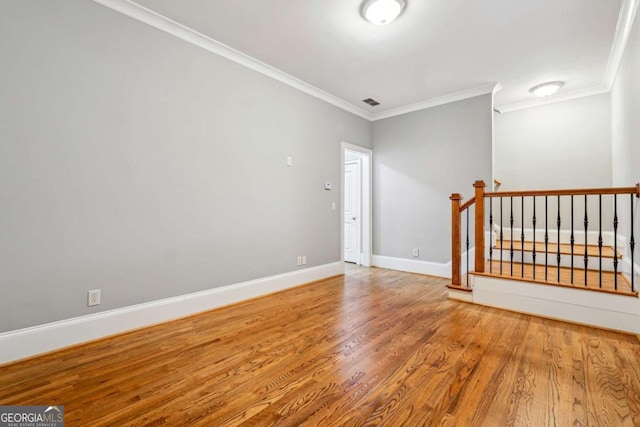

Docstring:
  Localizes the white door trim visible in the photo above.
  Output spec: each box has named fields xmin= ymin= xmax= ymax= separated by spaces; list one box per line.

xmin=341 ymin=142 xmax=373 ymax=267
xmin=344 ymin=160 xmax=361 ymax=263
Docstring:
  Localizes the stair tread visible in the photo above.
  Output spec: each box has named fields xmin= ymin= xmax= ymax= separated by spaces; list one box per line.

xmin=477 ymin=260 xmax=635 ymax=296
xmin=493 ymin=240 xmax=621 ymax=259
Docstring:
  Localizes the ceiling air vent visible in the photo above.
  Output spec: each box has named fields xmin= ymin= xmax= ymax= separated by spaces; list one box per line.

xmin=362 ymin=98 xmax=380 ymax=106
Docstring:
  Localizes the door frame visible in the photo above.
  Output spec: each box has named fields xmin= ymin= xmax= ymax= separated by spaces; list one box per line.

xmin=344 ymin=159 xmax=361 ymax=264
xmin=341 ymin=142 xmax=372 ymax=267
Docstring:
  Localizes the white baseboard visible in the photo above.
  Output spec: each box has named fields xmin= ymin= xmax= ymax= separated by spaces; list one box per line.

xmin=372 ymin=254 xmax=453 ymax=278
xmin=0 ymin=262 xmax=343 ymax=365
xmin=372 ymin=237 xmax=488 ymax=279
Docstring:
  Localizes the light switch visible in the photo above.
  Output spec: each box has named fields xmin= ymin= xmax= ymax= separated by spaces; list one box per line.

xmin=324 ymin=182 xmax=332 ymax=190
xmin=286 ymin=156 xmax=292 ymax=167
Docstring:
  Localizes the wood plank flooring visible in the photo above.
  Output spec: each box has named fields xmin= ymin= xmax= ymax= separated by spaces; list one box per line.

xmin=2 ymin=266 xmax=640 ymax=426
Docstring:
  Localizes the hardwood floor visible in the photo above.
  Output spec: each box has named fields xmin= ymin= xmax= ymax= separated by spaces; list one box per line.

xmin=2 ymin=266 xmax=640 ymax=426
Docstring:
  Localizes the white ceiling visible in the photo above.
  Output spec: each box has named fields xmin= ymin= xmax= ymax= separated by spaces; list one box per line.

xmin=107 ymin=0 xmax=635 ymax=119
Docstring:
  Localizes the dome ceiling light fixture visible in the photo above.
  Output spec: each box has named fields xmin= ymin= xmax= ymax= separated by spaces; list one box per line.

xmin=362 ymin=0 xmax=406 ymax=26
xmin=529 ymin=81 xmax=565 ymax=97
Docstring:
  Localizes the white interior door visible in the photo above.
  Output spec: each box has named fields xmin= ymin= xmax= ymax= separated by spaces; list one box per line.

xmin=344 ymin=161 xmax=360 ymax=263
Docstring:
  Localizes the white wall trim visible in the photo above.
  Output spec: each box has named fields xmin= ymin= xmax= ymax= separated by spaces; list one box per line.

xmin=371 ymin=84 xmax=497 ymax=121
xmin=93 ymin=0 xmax=497 ymax=121
xmin=372 ymin=231 xmax=492 ymax=278
xmin=94 ymin=0 xmax=638 ymax=120
xmin=496 ymin=85 xmax=610 ymax=114
xmin=92 ymin=0 xmax=372 ymax=120
xmin=473 ymin=274 xmax=640 ymax=334
xmin=94 ymin=0 xmax=499 ymax=121
xmin=373 ymin=255 xmax=451 ymax=278
xmin=372 ymin=250 xmax=477 ymax=278
xmin=604 ymin=0 xmax=640 ymax=88
xmin=496 ymin=0 xmax=639 ymax=114
xmin=0 ymin=262 xmax=343 ymax=365
xmin=342 ymin=142 xmax=373 ymax=267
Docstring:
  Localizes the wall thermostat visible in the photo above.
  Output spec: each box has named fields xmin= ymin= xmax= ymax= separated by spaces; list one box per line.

xmin=324 ymin=182 xmax=332 ymax=190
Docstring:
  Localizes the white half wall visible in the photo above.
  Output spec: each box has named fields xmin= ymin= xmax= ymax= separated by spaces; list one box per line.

xmin=472 ymin=275 xmax=640 ymax=334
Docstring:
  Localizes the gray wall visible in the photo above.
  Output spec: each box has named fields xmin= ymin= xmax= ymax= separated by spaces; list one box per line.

xmin=372 ymin=95 xmax=493 ymax=263
xmin=494 ymin=94 xmax=614 ymax=231
xmin=495 ymin=94 xmax=612 ymax=191
xmin=0 ymin=0 xmax=370 ymax=332
xmin=611 ymin=7 xmax=640 ymax=263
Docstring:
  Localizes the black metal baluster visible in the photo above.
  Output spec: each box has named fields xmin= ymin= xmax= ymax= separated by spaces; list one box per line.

xmin=584 ymin=195 xmax=589 ymax=287
xmin=545 ymin=196 xmax=549 ymax=281
xmin=521 ymin=197 xmax=525 ymax=277
xmin=466 ymin=208 xmax=470 ymax=288
xmin=489 ymin=199 xmax=493 ymax=273
xmin=557 ymin=195 xmax=561 ymax=282
xmin=631 ymin=194 xmax=636 ymax=293
xmin=532 ymin=196 xmax=537 ymax=280
xmin=500 ymin=197 xmax=504 ymax=275
xmin=570 ymin=195 xmax=574 ymax=284
xmin=510 ymin=197 xmax=514 ymax=276
xmin=614 ymin=194 xmax=618 ymax=291
xmin=598 ymin=195 xmax=603 ymax=288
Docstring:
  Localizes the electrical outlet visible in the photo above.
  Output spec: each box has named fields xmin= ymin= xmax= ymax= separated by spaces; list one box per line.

xmin=297 ymin=256 xmax=302 ymax=266
xmin=88 ymin=289 xmax=101 ymax=306
xmin=412 ymin=248 xmax=419 ymax=257
xmin=302 ymin=255 xmax=307 ymax=265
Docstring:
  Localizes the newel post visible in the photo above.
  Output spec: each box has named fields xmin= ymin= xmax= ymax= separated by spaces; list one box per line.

xmin=474 ymin=181 xmax=486 ymax=273
xmin=450 ymin=193 xmax=462 ymax=286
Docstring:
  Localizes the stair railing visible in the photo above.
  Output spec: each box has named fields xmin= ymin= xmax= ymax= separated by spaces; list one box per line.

xmin=451 ymin=181 xmax=640 ymax=294
xmin=450 ymin=181 xmax=485 ymax=290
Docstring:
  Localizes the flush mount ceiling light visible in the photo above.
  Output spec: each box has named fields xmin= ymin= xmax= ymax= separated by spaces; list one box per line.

xmin=529 ymin=81 xmax=565 ymax=97
xmin=362 ymin=0 xmax=406 ymax=25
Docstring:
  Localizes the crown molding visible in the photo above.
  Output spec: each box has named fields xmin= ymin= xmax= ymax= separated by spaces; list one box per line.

xmin=93 ymin=0 xmax=373 ymax=120
xmin=495 ymin=85 xmax=610 ymax=114
xmin=94 ymin=0 xmax=638 ymax=119
xmin=604 ymin=0 xmax=639 ymax=88
xmin=497 ymin=0 xmax=638 ymax=114
xmin=371 ymin=83 xmax=498 ymax=121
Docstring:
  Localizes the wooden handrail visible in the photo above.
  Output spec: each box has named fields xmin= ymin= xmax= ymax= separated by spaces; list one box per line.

xmin=450 ymin=193 xmax=462 ymax=287
xmin=474 ymin=181 xmax=486 ymax=273
xmin=450 ymin=180 xmax=640 ymax=293
xmin=485 ymin=184 xmax=640 ymax=198
xmin=459 ymin=197 xmax=475 ymax=212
